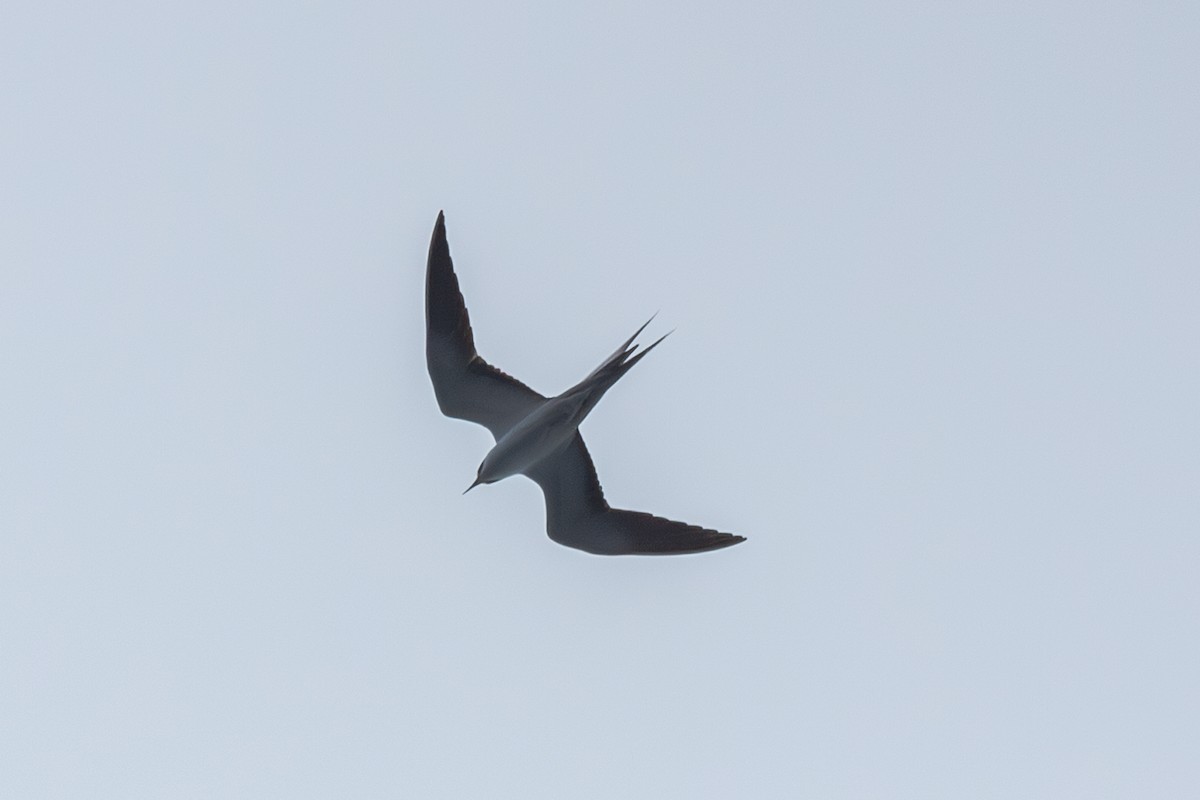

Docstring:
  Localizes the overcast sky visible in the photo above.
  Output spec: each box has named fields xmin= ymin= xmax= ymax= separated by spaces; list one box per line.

xmin=2 ymin=2 xmax=1198 ymax=797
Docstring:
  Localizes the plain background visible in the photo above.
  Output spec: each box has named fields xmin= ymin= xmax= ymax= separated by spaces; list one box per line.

xmin=2 ymin=1 xmax=1197 ymax=797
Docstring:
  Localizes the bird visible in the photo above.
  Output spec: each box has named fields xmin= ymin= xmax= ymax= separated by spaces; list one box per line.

xmin=425 ymin=211 xmax=745 ymax=555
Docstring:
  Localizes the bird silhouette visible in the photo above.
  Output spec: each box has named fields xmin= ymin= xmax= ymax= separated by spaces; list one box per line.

xmin=426 ymin=211 xmax=744 ymax=555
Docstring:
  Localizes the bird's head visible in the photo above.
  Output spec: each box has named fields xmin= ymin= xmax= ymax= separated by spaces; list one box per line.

xmin=463 ymin=461 xmax=491 ymax=494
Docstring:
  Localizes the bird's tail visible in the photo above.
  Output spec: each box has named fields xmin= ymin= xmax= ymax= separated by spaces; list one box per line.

xmin=561 ymin=315 xmax=671 ymax=424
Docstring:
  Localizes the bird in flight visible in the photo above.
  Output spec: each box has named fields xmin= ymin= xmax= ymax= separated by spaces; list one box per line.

xmin=426 ymin=211 xmax=745 ymax=555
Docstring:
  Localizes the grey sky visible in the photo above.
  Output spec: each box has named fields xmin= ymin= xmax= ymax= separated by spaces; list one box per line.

xmin=2 ymin=1 xmax=1197 ymax=797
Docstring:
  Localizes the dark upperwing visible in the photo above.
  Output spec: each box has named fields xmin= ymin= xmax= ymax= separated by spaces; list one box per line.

xmin=425 ymin=211 xmax=544 ymax=440
xmin=524 ymin=434 xmax=746 ymax=555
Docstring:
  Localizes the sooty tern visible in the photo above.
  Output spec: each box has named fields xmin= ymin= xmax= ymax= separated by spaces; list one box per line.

xmin=426 ymin=211 xmax=744 ymax=555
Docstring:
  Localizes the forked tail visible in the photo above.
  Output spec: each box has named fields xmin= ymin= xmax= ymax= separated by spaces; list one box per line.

xmin=562 ymin=315 xmax=671 ymax=422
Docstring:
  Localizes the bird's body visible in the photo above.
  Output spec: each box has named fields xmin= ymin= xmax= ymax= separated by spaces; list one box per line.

xmin=425 ymin=211 xmax=744 ymax=555
xmin=471 ymin=390 xmax=585 ymax=488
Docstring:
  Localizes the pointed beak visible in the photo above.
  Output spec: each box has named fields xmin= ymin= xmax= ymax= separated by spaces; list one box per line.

xmin=463 ymin=476 xmax=483 ymax=495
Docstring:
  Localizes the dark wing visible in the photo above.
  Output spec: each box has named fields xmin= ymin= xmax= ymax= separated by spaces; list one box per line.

xmin=524 ymin=433 xmax=746 ymax=555
xmin=426 ymin=211 xmax=545 ymax=439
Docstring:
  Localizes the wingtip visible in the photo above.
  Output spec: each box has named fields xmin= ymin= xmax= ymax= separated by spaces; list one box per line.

xmin=428 ymin=212 xmax=450 ymax=268
xmin=710 ymin=533 xmax=747 ymax=550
